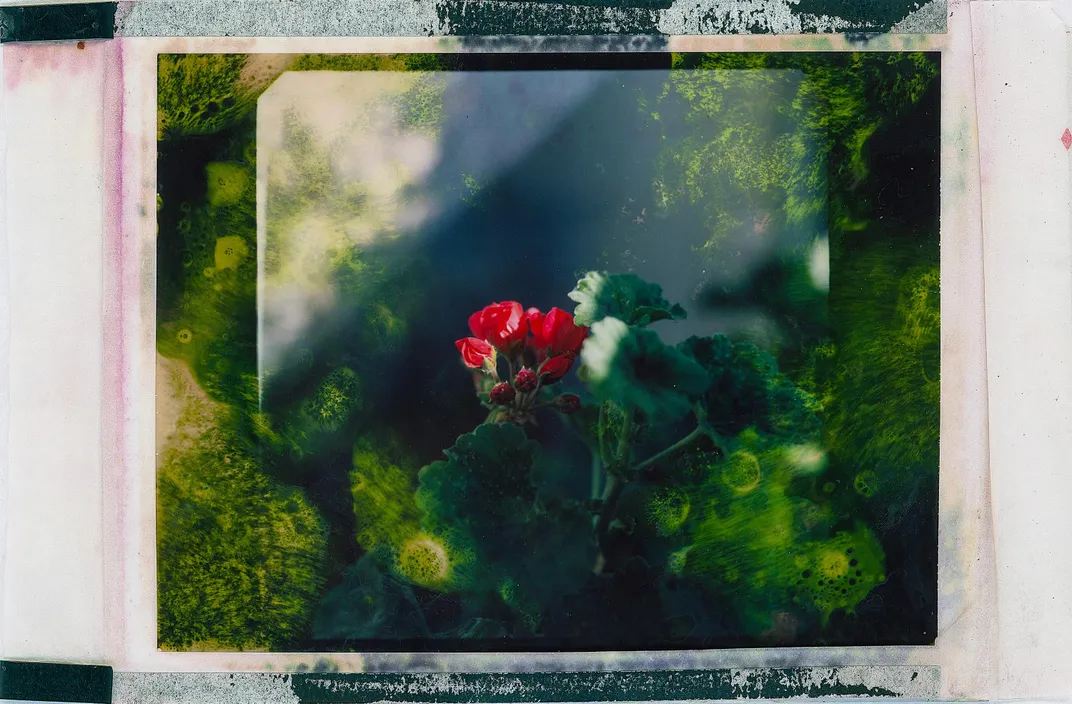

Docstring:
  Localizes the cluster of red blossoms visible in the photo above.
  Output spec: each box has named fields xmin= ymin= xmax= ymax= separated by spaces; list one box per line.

xmin=456 ymin=301 xmax=587 ymax=419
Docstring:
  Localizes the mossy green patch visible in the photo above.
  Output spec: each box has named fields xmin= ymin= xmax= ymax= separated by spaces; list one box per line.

xmin=819 ymin=248 xmax=939 ymax=527
xmin=795 ymin=525 xmax=886 ymax=623
xmin=205 ymin=162 xmax=251 ymax=208
xmin=647 ymin=488 xmax=691 ymax=537
xmin=722 ymin=450 xmax=762 ymax=493
xmin=213 ymin=235 xmax=249 ymax=271
xmin=350 ymin=436 xmax=422 ymax=553
xmin=684 ymin=435 xmax=885 ymax=636
xmin=396 ymin=534 xmax=453 ymax=589
xmin=301 ymin=367 xmax=363 ymax=433
xmin=157 ymin=383 xmax=328 ymax=651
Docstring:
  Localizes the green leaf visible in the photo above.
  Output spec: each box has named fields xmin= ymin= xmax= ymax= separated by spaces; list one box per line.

xmin=416 ymin=424 xmax=595 ymax=605
xmin=417 ymin=423 xmax=540 ymax=553
xmin=581 ymin=317 xmax=710 ymax=421
xmin=569 ymin=271 xmax=687 ymax=327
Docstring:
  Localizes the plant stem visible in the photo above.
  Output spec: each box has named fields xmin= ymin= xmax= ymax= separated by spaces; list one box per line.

xmin=594 ymin=475 xmax=624 ymax=539
xmin=634 ymin=426 xmax=705 ymax=473
xmin=507 ymin=357 xmax=517 ymax=383
xmin=593 ymin=405 xmax=635 ymax=549
xmin=634 ymin=404 xmax=713 ymax=473
xmin=597 ymin=402 xmax=609 ymax=465
xmin=590 ymin=450 xmax=602 ymax=500
xmin=614 ymin=405 xmax=635 ymax=467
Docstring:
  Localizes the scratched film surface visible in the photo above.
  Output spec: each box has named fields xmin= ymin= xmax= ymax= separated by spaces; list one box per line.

xmin=154 ymin=53 xmax=939 ymax=651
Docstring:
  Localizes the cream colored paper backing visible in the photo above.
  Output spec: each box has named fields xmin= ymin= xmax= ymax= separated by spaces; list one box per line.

xmin=1 ymin=0 xmax=1068 ymax=697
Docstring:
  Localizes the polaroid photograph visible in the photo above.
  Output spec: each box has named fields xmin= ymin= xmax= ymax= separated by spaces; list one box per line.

xmin=150 ymin=48 xmax=939 ymax=653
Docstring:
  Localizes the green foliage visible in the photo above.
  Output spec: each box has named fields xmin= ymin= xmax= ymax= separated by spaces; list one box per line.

xmin=153 ymin=51 xmax=937 ymax=649
xmin=263 ymin=111 xmax=428 ymax=365
xmin=650 ymin=53 xmax=939 ymax=250
xmin=313 ymin=554 xmax=428 ymax=640
xmin=289 ymin=53 xmax=447 ymax=72
xmin=581 ymin=317 xmax=710 ymax=422
xmin=158 ymin=398 xmax=328 ymax=651
xmin=569 ymin=271 xmax=687 ymax=327
xmin=678 ymin=334 xmax=821 ymax=440
xmin=416 ymin=424 xmax=595 ymax=608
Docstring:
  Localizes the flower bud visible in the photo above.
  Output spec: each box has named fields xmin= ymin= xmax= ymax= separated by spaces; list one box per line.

xmin=539 ymin=353 xmax=575 ymax=382
xmin=456 ymin=337 xmax=494 ymax=369
xmin=514 ymin=368 xmax=538 ymax=393
xmin=553 ymin=393 xmax=581 ymax=413
xmin=489 ymin=382 xmax=517 ymax=406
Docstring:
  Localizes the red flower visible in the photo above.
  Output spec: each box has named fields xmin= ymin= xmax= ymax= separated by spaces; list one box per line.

xmin=532 ymin=307 xmax=588 ymax=359
xmin=490 ymin=382 xmax=516 ymax=406
xmin=514 ymin=368 xmax=538 ymax=393
xmin=553 ymin=393 xmax=581 ymax=413
xmin=456 ymin=337 xmax=494 ymax=368
xmin=539 ymin=354 xmax=575 ymax=382
xmin=469 ymin=301 xmax=526 ymax=352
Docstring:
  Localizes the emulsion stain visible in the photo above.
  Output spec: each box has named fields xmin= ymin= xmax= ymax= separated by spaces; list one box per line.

xmin=4 ymin=41 xmax=100 ymax=91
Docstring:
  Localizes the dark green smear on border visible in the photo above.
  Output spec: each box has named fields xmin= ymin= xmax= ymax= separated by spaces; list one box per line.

xmin=0 ymin=661 xmax=113 ymax=704
xmin=436 ymin=1 xmax=663 ymax=35
xmin=0 ymin=2 xmax=115 ymax=43
xmin=434 ymin=0 xmax=938 ymax=34
xmin=291 ymin=669 xmax=903 ymax=702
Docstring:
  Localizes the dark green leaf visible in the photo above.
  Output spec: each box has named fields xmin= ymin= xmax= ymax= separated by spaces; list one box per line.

xmin=312 ymin=554 xmax=428 ymax=640
xmin=569 ymin=271 xmax=687 ymax=327
xmin=581 ymin=317 xmax=710 ymax=421
xmin=678 ymin=335 xmax=819 ymax=440
xmin=416 ymin=423 xmax=595 ymax=605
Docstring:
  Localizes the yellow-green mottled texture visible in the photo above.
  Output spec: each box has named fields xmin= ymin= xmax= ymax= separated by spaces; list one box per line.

xmin=646 ymin=488 xmax=691 ymax=537
xmin=395 ymin=533 xmax=463 ymax=590
xmin=394 ymin=528 xmax=476 ymax=593
xmin=158 ymin=54 xmax=292 ymax=140
xmin=157 ymin=366 xmax=327 ymax=651
xmin=205 ymin=162 xmax=250 ymax=208
xmin=301 ymin=367 xmax=363 ymax=432
xmin=349 ymin=436 xmax=475 ymax=592
xmin=350 ymin=436 xmax=421 ymax=552
xmin=684 ymin=436 xmax=883 ymax=634
xmin=157 ymin=158 xmax=257 ymax=406
xmin=823 ymin=253 xmax=940 ymax=527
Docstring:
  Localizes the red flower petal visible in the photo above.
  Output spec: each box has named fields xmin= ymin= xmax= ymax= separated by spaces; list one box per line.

xmin=468 ymin=309 xmax=489 ymax=340
xmin=456 ymin=337 xmax=494 ymax=368
xmin=469 ymin=301 xmax=525 ymax=353
xmin=543 ymin=307 xmax=589 ymax=357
